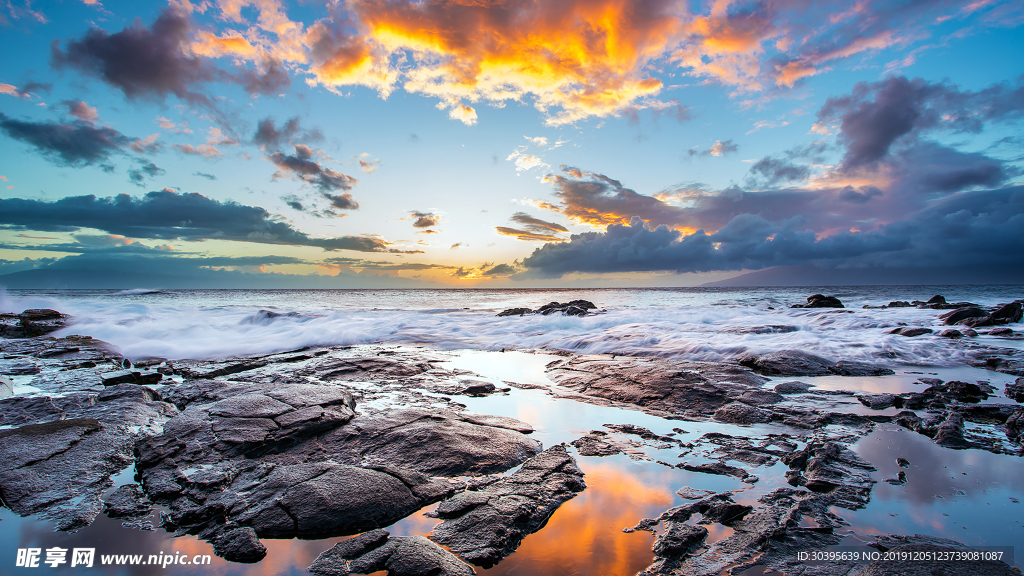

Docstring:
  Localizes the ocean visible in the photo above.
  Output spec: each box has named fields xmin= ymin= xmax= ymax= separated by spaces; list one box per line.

xmin=2 ymin=285 xmax=1022 ymax=362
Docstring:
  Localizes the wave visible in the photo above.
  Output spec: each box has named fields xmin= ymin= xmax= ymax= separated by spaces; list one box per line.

xmin=112 ymin=288 xmax=169 ymax=296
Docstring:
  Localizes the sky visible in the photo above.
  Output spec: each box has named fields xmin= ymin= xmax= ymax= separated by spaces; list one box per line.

xmin=0 ymin=0 xmax=1022 ymax=288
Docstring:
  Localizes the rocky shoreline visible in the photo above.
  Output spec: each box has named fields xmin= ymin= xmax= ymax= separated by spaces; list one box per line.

xmin=1 ymin=294 xmax=1022 ymax=575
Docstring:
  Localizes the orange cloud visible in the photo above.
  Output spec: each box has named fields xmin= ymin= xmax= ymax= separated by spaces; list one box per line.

xmin=306 ymin=0 xmax=689 ymax=125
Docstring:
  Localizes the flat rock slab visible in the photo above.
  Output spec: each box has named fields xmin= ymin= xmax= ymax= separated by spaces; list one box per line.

xmin=429 ymin=444 xmax=586 ymax=567
xmin=739 ymin=350 xmax=894 ymax=377
xmin=310 ymin=530 xmax=475 ymax=576
xmin=545 ymin=355 xmax=767 ymax=417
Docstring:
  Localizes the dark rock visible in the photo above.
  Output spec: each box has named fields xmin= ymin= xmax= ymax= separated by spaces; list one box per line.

xmin=741 ymin=350 xmax=897 ymax=377
xmin=677 ymin=461 xmax=753 ymax=481
xmin=429 ymin=445 xmax=586 ymax=567
xmin=990 ymin=327 xmax=1015 ymax=336
xmin=6 ymin=309 xmax=70 ymax=338
xmin=886 ymin=301 xmax=912 ymax=308
xmin=774 ymin=381 xmax=813 ymax=394
xmin=940 ymin=329 xmax=963 ymax=338
xmin=310 ymin=531 xmax=475 ymax=576
xmin=792 ymin=294 xmax=844 ymax=308
xmin=940 ymin=307 xmax=988 ymax=325
xmin=884 ymin=471 xmax=908 ymax=485
xmin=536 ymin=300 xmax=596 ymax=316
xmin=926 ymin=295 xmax=946 ymax=305
xmin=857 ymin=393 xmax=902 ymax=410
xmin=570 ymin=433 xmax=623 ymax=456
xmin=781 ymin=441 xmax=875 ymax=510
xmin=101 ymin=369 xmax=139 ymax=386
xmin=933 ymin=411 xmax=969 ymax=449
xmin=735 ymin=390 xmax=785 ymax=405
xmin=496 ymin=308 xmax=532 ymax=317
xmin=1006 ymin=378 xmax=1024 ymax=403
xmin=104 ymin=483 xmax=152 ymax=518
xmin=546 ymin=355 xmax=767 ymax=417
xmin=458 ymin=381 xmax=496 ymax=396
xmin=889 ymin=327 xmax=932 ymax=337
xmin=653 ymin=522 xmax=707 ymax=557
xmin=207 ymin=526 xmax=267 ymax=563
xmin=713 ymin=402 xmax=772 ymax=424
xmin=603 ymin=423 xmax=676 ymax=442
xmin=698 ymin=501 xmax=753 ymax=525
xmin=676 ymin=487 xmax=716 ymax=500
xmin=989 ymin=301 xmax=1023 ymax=324
xmin=897 ymin=457 xmax=910 ymax=467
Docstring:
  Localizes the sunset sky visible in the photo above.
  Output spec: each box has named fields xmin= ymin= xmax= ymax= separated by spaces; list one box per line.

xmin=1 ymin=0 xmax=1022 ymax=287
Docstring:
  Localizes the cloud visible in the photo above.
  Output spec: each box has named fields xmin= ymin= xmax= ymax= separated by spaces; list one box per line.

xmin=482 ymin=263 xmax=517 ymax=276
xmin=253 ymin=116 xmax=323 ymax=149
xmin=495 ymin=227 xmax=564 ymax=243
xmin=321 ymin=192 xmax=359 ymax=210
xmin=0 ymin=189 xmax=393 ymax=252
xmin=450 ymin=242 xmax=463 ymax=249
xmin=519 ymin=185 xmax=1024 ymax=278
xmin=268 ymin=144 xmax=359 ymax=195
xmin=817 ymin=75 xmax=1024 ymax=169
xmin=0 ymin=112 xmax=155 ymax=166
xmin=510 ymin=212 xmax=568 ymax=233
xmin=63 ymin=100 xmax=99 ymax=122
xmin=689 ymin=139 xmax=738 ymax=158
xmin=323 ymin=257 xmax=455 ymax=272
xmin=127 ymin=162 xmax=165 ymax=187
xmin=506 ymin=147 xmax=549 ymax=172
xmin=539 ymin=166 xmax=689 ymax=228
xmin=1 ymin=81 xmax=52 ymax=99
xmin=193 ymin=171 xmax=217 ymax=180
xmin=358 ymin=153 xmax=380 ymax=173
xmin=175 ymin=143 xmax=223 ymax=158
xmin=411 ymin=211 xmax=439 ymax=228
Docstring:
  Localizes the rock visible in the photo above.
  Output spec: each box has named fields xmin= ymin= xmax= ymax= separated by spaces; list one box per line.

xmin=857 ymin=393 xmax=902 ymax=410
xmin=535 ymin=300 xmax=596 ymax=316
xmin=458 ymin=381 xmax=496 ymax=396
xmin=0 ymin=309 xmax=70 ymax=338
xmin=653 ymin=522 xmax=707 ymax=557
xmin=989 ymin=301 xmax=1023 ymax=324
xmin=100 ymin=369 xmax=162 ymax=386
xmin=926 ymin=295 xmax=946 ymax=305
xmin=1006 ymin=378 xmax=1024 ymax=402
xmin=429 ymin=444 xmax=586 ymax=567
xmin=0 ymin=375 xmax=11 ymax=398
xmin=781 ymin=441 xmax=876 ymax=510
xmin=570 ymin=433 xmax=623 ymax=456
xmin=739 ymin=350 xmax=885 ymax=377
xmin=940 ymin=329 xmax=963 ymax=338
xmin=207 ymin=526 xmax=267 ymax=563
xmin=792 ymin=294 xmax=844 ymax=308
xmin=889 ymin=327 xmax=932 ymax=337
xmin=862 ymin=535 xmax=1019 ymax=575
xmin=774 ymin=381 xmax=813 ymax=394
xmin=989 ymin=327 xmax=1015 ymax=336
xmin=310 ymin=531 xmax=475 ymax=576
xmin=104 ymin=483 xmax=152 ymax=518
xmin=713 ymin=402 xmax=772 ymax=424
xmin=886 ymin=301 xmax=912 ymax=307
xmin=322 ymin=408 xmax=542 ymax=476
xmin=496 ymin=308 xmax=532 ymax=317
xmin=546 ymin=355 xmax=767 ymax=417
xmin=676 ymin=487 xmax=716 ymax=500
xmin=735 ymin=390 xmax=785 ymax=405
xmin=677 ymin=461 xmax=753 ymax=481
xmin=940 ymin=307 xmax=988 ymax=325
xmin=933 ymin=411 xmax=969 ymax=449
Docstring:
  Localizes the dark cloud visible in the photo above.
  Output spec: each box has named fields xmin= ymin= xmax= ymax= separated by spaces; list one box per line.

xmin=818 ymin=75 xmax=1024 ymax=169
xmin=63 ymin=100 xmax=99 ymax=122
xmin=519 ymin=185 xmax=1024 ymax=278
xmin=542 ymin=166 xmax=689 ymax=228
xmin=510 ymin=212 xmax=568 ymax=233
xmin=482 ymin=263 xmax=516 ymax=276
xmin=495 ymin=227 xmax=564 ymax=242
xmin=16 ymin=81 xmax=53 ymax=97
xmin=747 ymin=156 xmax=810 ymax=186
xmin=324 ymin=257 xmax=454 ymax=271
xmin=51 ymin=9 xmax=221 ymax=106
xmin=411 ymin=211 xmax=439 ymax=228
xmin=322 ymin=192 xmax=359 ymax=210
xmin=0 ymin=112 xmax=137 ymax=165
xmin=253 ymin=117 xmax=323 ymax=149
xmin=127 ymin=162 xmax=164 ymax=187
xmin=236 ymin=59 xmax=291 ymax=95
xmin=193 ymin=171 xmax=217 ymax=180
xmin=450 ymin=242 xmax=463 ymax=249
xmin=268 ymin=144 xmax=359 ymax=196
xmin=0 ymin=190 xmax=392 ymax=252
xmin=282 ymin=194 xmax=304 ymax=211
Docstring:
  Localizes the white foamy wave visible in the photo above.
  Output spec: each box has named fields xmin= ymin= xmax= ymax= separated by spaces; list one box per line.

xmin=32 ymin=299 xmax=980 ymax=367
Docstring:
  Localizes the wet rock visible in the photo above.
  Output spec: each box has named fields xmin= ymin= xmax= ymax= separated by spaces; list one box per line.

xmin=884 ymin=471 xmax=907 ymax=485
xmin=721 ymin=325 xmax=799 ymax=335
xmin=739 ymin=350 xmax=894 ymax=377
xmin=310 ymin=530 xmax=475 ymax=576
xmin=1005 ymin=378 xmax=1024 ymax=403
xmin=713 ymin=402 xmax=772 ymax=424
xmin=926 ymin=295 xmax=946 ymax=305
xmin=774 ymin=381 xmax=813 ymax=394
xmin=736 ymin=390 xmax=785 ymax=405
xmin=676 ymin=487 xmax=716 ymax=500
xmin=0 ymin=375 xmax=11 ymax=398
xmin=863 ymin=535 xmax=1019 ymax=576
xmin=792 ymin=294 xmax=844 ymax=308
xmin=603 ymin=423 xmax=677 ymax=442
xmin=207 ymin=526 xmax=267 ymax=564
xmin=781 ymin=441 xmax=875 ymax=510
xmin=896 ymin=457 xmax=910 ymax=467
xmin=677 ymin=461 xmax=753 ymax=481
xmin=653 ymin=522 xmax=707 ymax=557
xmin=857 ymin=393 xmax=902 ymax=410
xmin=570 ymin=433 xmax=623 ymax=456
xmin=989 ymin=327 xmax=1015 ymax=336
xmin=104 ymin=483 xmax=152 ymax=518
xmin=429 ymin=444 xmax=586 ymax=567
xmin=496 ymin=308 xmax=531 ymax=317
xmin=0 ymin=309 xmax=70 ymax=338
xmin=889 ymin=327 xmax=932 ymax=337
xmin=933 ymin=411 xmax=969 ymax=449
xmin=321 ymin=408 xmax=542 ymax=476
xmin=458 ymin=380 xmax=496 ymax=396
xmin=546 ymin=355 xmax=767 ymax=417
xmin=940 ymin=307 xmax=988 ymax=325
xmin=940 ymin=329 xmax=963 ymax=338
xmin=903 ymin=380 xmax=992 ymax=410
